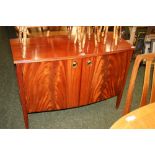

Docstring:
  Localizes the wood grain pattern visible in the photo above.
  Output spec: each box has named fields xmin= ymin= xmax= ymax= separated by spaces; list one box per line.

xmin=88 ymin=50 xmax=133 ymax=106
xmin=22 ymin=59 xmax=82 ymax=113
xmin=89 ymin=55 xmax=109 ymax=103
xmin=106 ymin=52 xmax=129 ymax=97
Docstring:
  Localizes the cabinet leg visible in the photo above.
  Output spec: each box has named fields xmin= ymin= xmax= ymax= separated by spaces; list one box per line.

xmin=16 ymin=64 xmax=29 ymax=129
xmin=115 ymin=93 xmax=123 ymax=109
xmin=23 ymin=111 xmax=29 ymax=129
xmin=20 ymin=98 xmax=29 ymax=128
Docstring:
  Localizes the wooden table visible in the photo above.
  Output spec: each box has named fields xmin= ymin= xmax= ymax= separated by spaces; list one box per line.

xmin=10 ymin=32 xmax=134 ymax=128
xmin=111 ymin=103 xmax=155 ymax=129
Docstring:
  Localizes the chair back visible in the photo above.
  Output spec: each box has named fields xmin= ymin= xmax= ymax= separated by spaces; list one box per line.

xmin=123 ymin=53 xmax=155 ymax=115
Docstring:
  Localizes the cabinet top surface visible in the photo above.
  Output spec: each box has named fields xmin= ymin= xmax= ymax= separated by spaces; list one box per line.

xmin=10 ymin=32 xmax=133 ymax=64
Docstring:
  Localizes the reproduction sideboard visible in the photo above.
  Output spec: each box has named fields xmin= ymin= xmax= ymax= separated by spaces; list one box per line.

xmin=10 ymin=32 xmax=134 ymax=128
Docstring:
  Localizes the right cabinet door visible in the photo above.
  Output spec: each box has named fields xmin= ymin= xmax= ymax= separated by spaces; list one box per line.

xmin=88 ymin=55 xmax=109 ymax=103
xmin=79 ymin=55 xmax=109 ymax=105
xmin=103 ymin=51 xmax=131 ymax=98
xmin=88 ymin=51 xmax=132 ymax=104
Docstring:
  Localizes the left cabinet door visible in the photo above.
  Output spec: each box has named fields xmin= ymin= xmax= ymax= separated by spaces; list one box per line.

xmin=20 ymin=59 xmax=82 ymax=113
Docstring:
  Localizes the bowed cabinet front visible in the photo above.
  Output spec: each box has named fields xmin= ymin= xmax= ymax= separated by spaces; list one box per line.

xmin=16 ymin=50 xmax=133 ymax=128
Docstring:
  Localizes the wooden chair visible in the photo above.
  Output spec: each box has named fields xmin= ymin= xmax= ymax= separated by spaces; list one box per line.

xmin=123 ymin=53 xmax=155 ymax=115
xmin=111 ymin=53 xmax=155 ymax=129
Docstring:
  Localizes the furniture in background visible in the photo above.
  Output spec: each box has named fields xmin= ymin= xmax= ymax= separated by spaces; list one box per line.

xmin=10 ymin=31 xmax=134 ymax=128
xmin=144 ymin=27 xmax=155 ymax=54
xmin=144 ymin=41 xmax=151 ymax=54
xmin=111 ymin=102 xmax=155 ymax=129
xmin=126 ymin=27 xmax=151 ymax=56
xmin=150 ymin=39 xmax=155 ymax=53
xmin=144 ymin=34 xmax=155 ymax=54
xmin=129 ymin=27 xmax=148 ymax=58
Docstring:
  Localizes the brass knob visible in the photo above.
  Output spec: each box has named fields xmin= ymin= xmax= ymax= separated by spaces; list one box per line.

xmin=87 ymin=60 xmax=92 ymax=65
xmin=72 ymin=61 xmax=78 ymax=68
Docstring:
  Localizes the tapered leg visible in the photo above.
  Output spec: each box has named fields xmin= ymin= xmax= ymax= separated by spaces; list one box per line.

xmin=116 ymin=93 xmax=123 ymax=109
xmin=16 ymin=64 xmax=29 ymax=129
xmin=22 ymin=105 xmax=29 ymax=128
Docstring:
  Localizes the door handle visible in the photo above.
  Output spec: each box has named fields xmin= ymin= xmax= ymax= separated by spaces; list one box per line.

xmin=72 ymin=61 xmax=78 ymax=68
xmin=87 ymin=60 xmax=92 ymax=65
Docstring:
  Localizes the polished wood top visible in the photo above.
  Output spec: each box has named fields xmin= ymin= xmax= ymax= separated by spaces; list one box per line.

xmin=111 ymin=103 xmax=155 ymax=129
xmin=10 ymin=32 xmax=133 ymax=64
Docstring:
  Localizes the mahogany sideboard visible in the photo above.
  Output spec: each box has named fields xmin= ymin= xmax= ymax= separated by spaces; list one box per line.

xmin=10 ymin=32 xmax=134 ymax=128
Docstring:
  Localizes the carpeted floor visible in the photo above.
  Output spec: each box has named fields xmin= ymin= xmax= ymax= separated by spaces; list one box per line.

xmin=0 ymin=26 xmax=146 ymax=129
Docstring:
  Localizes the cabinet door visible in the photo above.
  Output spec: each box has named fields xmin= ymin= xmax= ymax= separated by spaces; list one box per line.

xmin=80 ymin=51 xmax=132 ymax=105
xmin=105 ymin=51 xmax=130 ymax=97
xmin=88 ymin=51 xmax=132 ymax=104
xmin=22 ymin=59 xmax=82 ymax=113
xmin=89 ymin=55 xmax=109 ymax=103
xmin=80 ymin=55 xmax=117 ymax=105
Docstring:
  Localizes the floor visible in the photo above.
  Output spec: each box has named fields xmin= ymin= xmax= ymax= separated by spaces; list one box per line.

xmin=0 ymin=26 xmax=146 ymax=129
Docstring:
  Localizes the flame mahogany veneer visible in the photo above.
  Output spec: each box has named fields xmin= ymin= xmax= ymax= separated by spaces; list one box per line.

xmin=10 ymin=33 xmax=134 ymax=128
